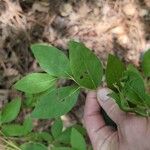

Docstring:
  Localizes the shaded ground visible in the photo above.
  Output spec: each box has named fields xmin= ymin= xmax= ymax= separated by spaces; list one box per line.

xmin=0 ymin=0 xmax=150 ymax=141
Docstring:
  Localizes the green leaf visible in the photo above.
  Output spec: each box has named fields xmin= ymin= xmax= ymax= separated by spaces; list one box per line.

xmin=69 ymin=41 xmax=103 ymax=89
xmin=127 ymin=64 xmax=141 ymax=75
xmin=56 ymin=125 xmax=87 ymax=147
xmin=24 ymin=94 xmax=35 ymax=107
xmin=23 ymin=116 xmax=33 ymax=134
xmin=26 ymin=132 xmax=52 ymax=143
xmin=0 ymin=112 xmax=2 ymax=125
xmin=31 ymin=44 xmax=71 ymax=77
xmin=122 ymin=70 xmax=145 ymax=102
xmin=119 ymin=93 xmax=133 ymax=112
xmin=109 ymin=92 xmax=132 ymax=112
xmin=52 ymin=147 xmax=73 ymax=150
xmin=71 ymin=128 xmax=86 ymax=150
xmin=1 ymin=116 xmax=33 ymax=137
xmin=32 ymin=86 xmax=79 ymax=119
xmin=142 ymin=49 xmax=150 ymax=77
xmin=72 ymin=124 xmax=86 ymax=136
xmin=106 ymin=54 xmax=126 ymax=90
xmin=24 ymin=85 xmax=56 ymax=108
xmin=2 ymin=124 xmax=24 ymax=137
xmin=55 ymin=125 xmax=85 ymax=145
xmin=55 ymin=127 xmax=72 ymax=144
xmin=14 ymin=73 xmax=56 ymax=94
xmin=134 ymin=106 xmax=149 ymax=117
xmin=144 ymin=94 xmax=150 ymax=107
xmin=109 ymin=92 xmax=121 ymax=108
xmin=51 ymin=118 xmax=63 ymax=139
xmin=21 ymin=143 xmax=47 ymax=150
xmin=1 ymin=98 xmax=21 ymax=124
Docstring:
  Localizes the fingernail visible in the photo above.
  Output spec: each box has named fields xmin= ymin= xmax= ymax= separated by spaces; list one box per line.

xmin=97 ymin=88 xmax=111 ymax=102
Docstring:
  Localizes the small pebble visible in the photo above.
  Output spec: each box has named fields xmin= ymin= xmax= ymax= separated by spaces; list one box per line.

xmin=123 ymin=3 xmax=136 ymax=16
xmin=60 ymin=3 xmax=73 ymax=17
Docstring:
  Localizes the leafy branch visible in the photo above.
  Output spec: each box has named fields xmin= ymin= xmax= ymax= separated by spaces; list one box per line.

xmin=0 ymin=40 xmax=149 ymax=150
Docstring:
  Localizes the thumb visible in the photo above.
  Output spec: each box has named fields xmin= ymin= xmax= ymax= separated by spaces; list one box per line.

xmin=97 ymin=88 xmax=125 ymax=124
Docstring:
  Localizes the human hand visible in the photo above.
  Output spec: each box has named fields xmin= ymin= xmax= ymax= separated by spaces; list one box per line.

xmin=84 ymin=88 xmax=150 ymax=150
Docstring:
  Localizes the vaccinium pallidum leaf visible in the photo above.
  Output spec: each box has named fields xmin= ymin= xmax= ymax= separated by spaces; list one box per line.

xmin=14 ymin=73 xmax=56 ymax=94
xmin=52 ymin=147 xmax=73 ymax=150
xmin=71 ymin=128 xmax=86 ymax=150
xmin=142 ymin=49 xmax=150 ymax=77
xmin=51 ymin=118 xmax=63 ymax=139
xmin=1 ymin=98 xmax=21 ymax=124
xmin=32 ymin=86 xmax=80 ymax=119
xmin=55 ymin=127 xmax=72 ymax=145
xmin=31 ymin=44 xmax=71 ymax=77
xmin=69 ymin=41 xmax=103 ymax=89
xmin=2 ymin=124 xmax=24 ymax=137
xmin=26 ymin=132 xmax=52 ymax=143
xmin=23 ymin=116 xmax=33 ymax=134
xmin=2 ymin=116 xmax=33 ymax=137
xmin=106 ymin=54 xmax=126 ymax=90
xmin=122 ymin=70 xmax=145 ymax=103
xmin=21 ymin=143 xmax=47 ymax=150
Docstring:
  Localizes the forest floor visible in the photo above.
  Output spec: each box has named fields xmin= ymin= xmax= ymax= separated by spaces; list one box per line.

xmin=0 ymin=0 xmax=150 ymax=141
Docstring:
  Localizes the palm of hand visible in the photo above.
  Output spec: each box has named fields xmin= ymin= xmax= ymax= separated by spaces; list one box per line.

xmin=84 ymin=89 xmax=150 ymax=150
